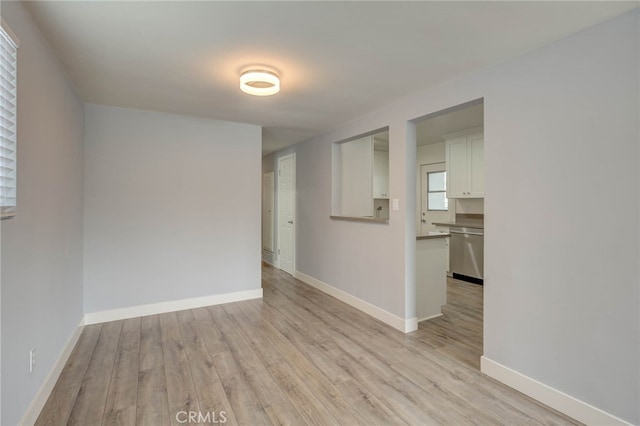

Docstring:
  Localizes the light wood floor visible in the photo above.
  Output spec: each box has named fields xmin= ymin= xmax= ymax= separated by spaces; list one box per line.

xmin=36 ymin=265 xmax=580 ymax=426
xmin=419 ymin=277 xmax=484 ymax=371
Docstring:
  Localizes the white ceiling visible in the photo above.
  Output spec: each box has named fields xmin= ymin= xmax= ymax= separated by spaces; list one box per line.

xmin=25 ymin=1 xmax=637 ymax=155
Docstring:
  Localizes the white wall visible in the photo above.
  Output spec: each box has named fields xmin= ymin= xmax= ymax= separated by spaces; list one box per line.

xmin=0 ymin=2 xmax=85 ymax=424
xmin=455 ymin=198 xmax=483 ymax=214
xmin=274 ymin=10 xmax=639 ymax=423
xmin=83 ymin=104 xmax=261 ymax=314
xmin=483 ymin=11 xmax=638 ymax=423
xmin=416 ymin=142 xmax=445 ymax=165
xmin=285 ymin=117 xmax=412 ymax=322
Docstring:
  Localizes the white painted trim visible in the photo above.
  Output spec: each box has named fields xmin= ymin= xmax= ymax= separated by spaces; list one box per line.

xmin=293 ymin=270 xmax=417 ymax=333
xmin=262 ymin=171 xmax=275 ymax=253
xmin=417 ymin=313 xmax=443 ymax=323
xmin=404 ymin=317 xmax=418 ymax=333
xmin=20 ymin=319 xmax=85 ymax=426
xmin=481 ymin=356 xmax=632 ymax=426
xmin=84 ymin=289 xmax=263 ymax=325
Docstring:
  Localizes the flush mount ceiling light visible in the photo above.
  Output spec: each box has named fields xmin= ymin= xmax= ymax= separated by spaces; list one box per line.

xmin=240 ymin=69 xmax=280 ymax=96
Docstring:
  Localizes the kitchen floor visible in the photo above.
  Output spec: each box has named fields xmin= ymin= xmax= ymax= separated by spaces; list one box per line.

xmin=419 ymin=277 xmax=483 ymax=370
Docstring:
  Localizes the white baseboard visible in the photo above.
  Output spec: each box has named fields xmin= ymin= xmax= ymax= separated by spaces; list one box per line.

xmin=84 ymin=288 xmax=263 ymax=325
xmin=293 ymin=270 xmax=417 ymax=333
xmin=417 ymin=313 xmax=443 ymax=323
xmin=20 ymin=289 xmax=263 ymax=424
xmin=481 ymin=356 xmax=632 ymax=426
xmin=20 ymin=318 xmax=85 ymax=426
xmin=404 ymin=317 xmax=418 ymax=333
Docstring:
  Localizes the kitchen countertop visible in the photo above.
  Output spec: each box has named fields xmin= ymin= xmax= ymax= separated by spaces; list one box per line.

xmin=330 ymin=215 xmax=389 ymax=224
xmin=416 ymin=232 xmax=450 ymax=240
xmin=432 ymin=222 xmax=484 ymax=229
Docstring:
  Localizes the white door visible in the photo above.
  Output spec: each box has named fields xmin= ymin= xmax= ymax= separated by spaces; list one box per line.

xmin=420 ymin=163 xmax=454 ymax=234
xmin=277 ymin=154 xmax=295 ymax=274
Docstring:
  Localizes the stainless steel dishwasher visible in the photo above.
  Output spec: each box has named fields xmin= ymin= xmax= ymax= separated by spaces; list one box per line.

xmin=450 ymin=226 xmax=484 ymax=283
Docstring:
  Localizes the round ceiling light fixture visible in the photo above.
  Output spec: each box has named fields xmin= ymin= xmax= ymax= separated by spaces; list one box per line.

xmin=240 ymin=69 xmax=280 ymax=96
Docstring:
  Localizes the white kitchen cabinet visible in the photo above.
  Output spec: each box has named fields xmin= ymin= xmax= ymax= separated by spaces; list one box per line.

xmin=373 ymin=150 xmax=389 ymax=199
xmin=416 ymin=236 xmax=448 ymax=321
xmin=445 ymin=128 xmax=484 ymax=198
xmin=339 ymin=136 xmax=373 ymax=216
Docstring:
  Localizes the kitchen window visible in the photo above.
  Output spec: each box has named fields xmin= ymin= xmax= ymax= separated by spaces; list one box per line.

xmin=0 ymin=22 xmax=18 ymax=219
xmin=427 ymin=171 xmax=448 ymax=211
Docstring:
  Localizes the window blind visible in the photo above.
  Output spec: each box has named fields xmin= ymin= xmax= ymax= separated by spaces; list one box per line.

xmin=0 ymin=24 xmax=17 ymax=219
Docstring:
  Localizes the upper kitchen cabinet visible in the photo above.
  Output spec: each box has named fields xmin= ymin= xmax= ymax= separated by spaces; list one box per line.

xmin=373 ymin=149 xmax=389 ymax=199
xmin=445 ymin=128 xmax=484 ymax=198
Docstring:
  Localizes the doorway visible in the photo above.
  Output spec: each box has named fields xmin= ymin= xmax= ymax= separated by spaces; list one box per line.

xmin=413 ymin=99 xmax=484 ymax=370
xmin=277 ymin=153 xmax=295 ymax=275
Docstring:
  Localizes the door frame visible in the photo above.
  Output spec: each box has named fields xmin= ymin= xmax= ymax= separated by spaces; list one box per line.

xmin=262 ymin=171 xmax=275 ymax=255
xmin=276 ymin=153 xmax=296 ymax=273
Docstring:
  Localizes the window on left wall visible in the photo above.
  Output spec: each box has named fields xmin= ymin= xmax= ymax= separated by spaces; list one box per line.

xmin=0 ymin=22 xmax=18 ymax=219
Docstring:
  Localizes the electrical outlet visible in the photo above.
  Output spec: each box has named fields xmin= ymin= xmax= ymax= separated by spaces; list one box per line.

xmin=29 ymin=347 xmax=36 ymax=373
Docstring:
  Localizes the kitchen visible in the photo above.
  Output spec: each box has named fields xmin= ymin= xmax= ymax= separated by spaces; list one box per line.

xmin=415 ymin=100 xmax=484 ymax=368
xmin=328 ymin=100 xmax=485 ymax=336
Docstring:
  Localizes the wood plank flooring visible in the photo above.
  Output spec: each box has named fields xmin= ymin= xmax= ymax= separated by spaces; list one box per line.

xmin=36 ymin=265 xmax=580 ymax=425
xmin=419 ymin=277 xmax=484 ymax=370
